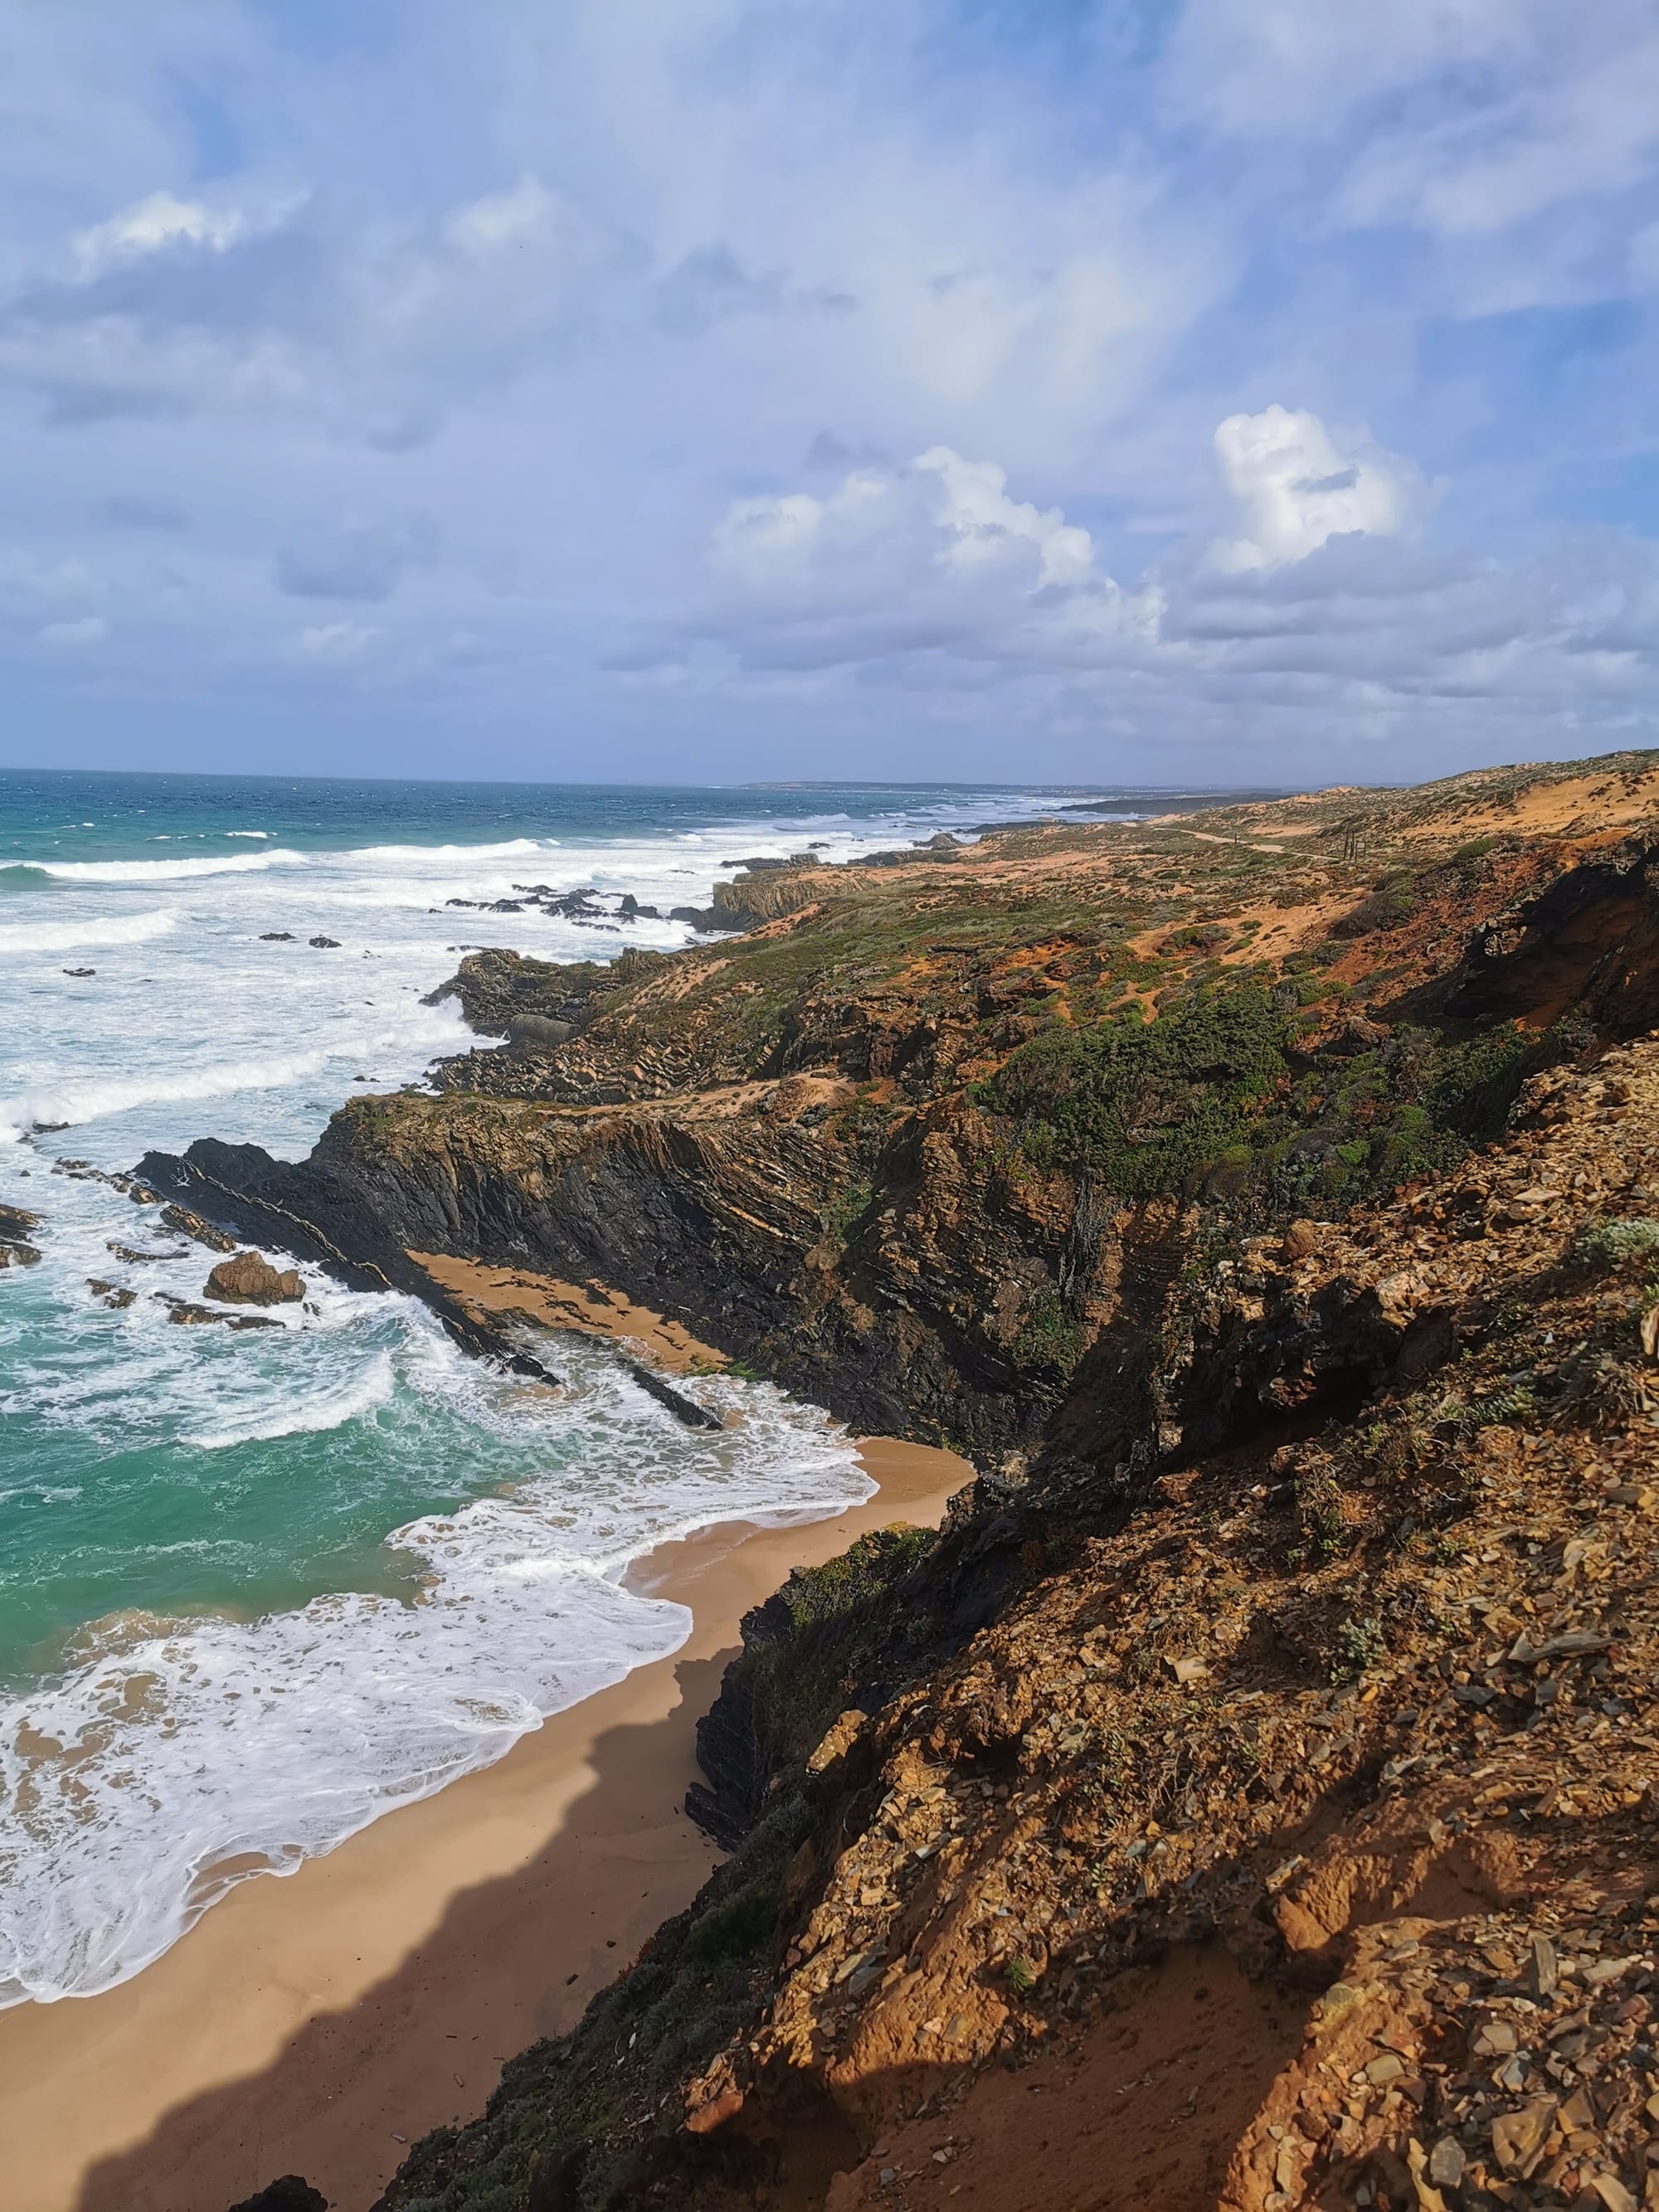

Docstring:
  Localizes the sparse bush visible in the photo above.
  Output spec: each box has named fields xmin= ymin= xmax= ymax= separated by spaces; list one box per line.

xmin=680 ymin=1877 xmax=781 ymax=1968
xmin=1331 ymin=1616 xmax=1387 ymax=1682
xmin=1012 ymin=1290 xmax=1086 ymax=1374
xmin=1553 ymin=1350 xmax=1655 ymax=1431
xmin=1572 ymin=1217 xmax=1659 ymax=1273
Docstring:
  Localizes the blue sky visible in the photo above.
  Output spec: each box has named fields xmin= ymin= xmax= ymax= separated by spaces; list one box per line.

xmin=2 ymin=0 xmax=1657 ymax=786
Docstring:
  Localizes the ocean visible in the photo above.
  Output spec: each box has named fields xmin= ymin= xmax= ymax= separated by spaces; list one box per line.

xmin=0 ymin=766 xmax=1136 ymax=2013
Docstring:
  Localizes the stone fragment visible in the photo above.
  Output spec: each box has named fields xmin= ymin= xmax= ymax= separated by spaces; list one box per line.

xmin=1490 ymin=2098 xmax=1556 ymax=2172
xmin=1365 ymin=2052 xmax=1405 ymax=2086
xmin=1589 ymin=2177 xmax=1638 ymax=2212
xmin=1528 ymin=1933 xmax=1559 ymax=2000
xmin=1428 ymin=2137 xmax=1466 ymax=2188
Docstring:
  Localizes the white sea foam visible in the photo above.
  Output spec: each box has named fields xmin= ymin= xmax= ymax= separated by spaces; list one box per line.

xmin=0 ymin=1049 xmax=334 ymax=1142
xmin=182 ymin=1353 xmax=396 ymax=1450
xmin=32 ymin=848 xmax=308 ymax=883
xmin=0 ymin=790 xmax=1019 ymax=2010
xmin=225 ymin=830 xmax=271 ymax=839
xmin=349 ymin=838 xmax=553 ymax=863
xmin=0 ymin=1328 xmax=868 ymax=2008
xmin=0 ymin=908 xmax=178 ymax=954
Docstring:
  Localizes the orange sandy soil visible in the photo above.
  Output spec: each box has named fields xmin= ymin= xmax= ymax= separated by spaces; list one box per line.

xmin=412 ymin=1251 xmax=732 ymax=1374
xmin=0 ymin=1437 xmax=967 ymax=2212
xmin=1394 ymin=764 xmax=1659 ymax=842
xmin=823 ymin=1946 xmax=1305 ymax=2212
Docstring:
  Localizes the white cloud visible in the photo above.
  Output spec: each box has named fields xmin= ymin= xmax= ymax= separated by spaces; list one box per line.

xmin=39 ymin=614 xmax=107 ymax=648
xmin=0 ymin=1 xmax=1654 ymax=782
xmin=73 ymin=191 xmax=245 ymax=274
xmin=294 ymin=620 xmax=379 ymax=662
xmin=1166 ymin=0 xmax=1525 ymax=140
xmin=1336 ymin=32 xmax=1659 ymax=238
xmin=686 ymin=445 xmax=1161 ymax=672
xmin=1210 ymin=406 xmax=1428 ymax=572
xmin=443 ymin=175 xmax=565 ymax=260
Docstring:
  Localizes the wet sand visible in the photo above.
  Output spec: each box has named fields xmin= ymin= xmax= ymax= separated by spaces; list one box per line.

xmin=411 ymin=1248 xmax=736 ymax=1374
xmin=0 ymin=1437 xmax=968 ymax=2212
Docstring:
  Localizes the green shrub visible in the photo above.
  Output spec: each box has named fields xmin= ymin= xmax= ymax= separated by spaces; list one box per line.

xmin=680 ymin=1877 xmax=781 ymax=1968
xmin=1012 ymin=1290 xmax=1087 ymax=1373
xmin=1573 ymin=1217 xmax=1659 ymax=1272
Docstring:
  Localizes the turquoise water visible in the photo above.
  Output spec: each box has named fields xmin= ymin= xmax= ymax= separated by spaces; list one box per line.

xmin=0 ymin=766 xmax=1141 ymax=2007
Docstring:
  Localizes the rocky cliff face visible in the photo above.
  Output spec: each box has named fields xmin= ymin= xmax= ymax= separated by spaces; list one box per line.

xmin=369 ymin=1033 xmax=1659 ymax=2212
xmin=177 ymin=750 xmax=1659 ymax=2212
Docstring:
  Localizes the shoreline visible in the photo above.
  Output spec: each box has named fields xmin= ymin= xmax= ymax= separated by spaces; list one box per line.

xmin=0 ymin=1434 xmax=968 ymax=2212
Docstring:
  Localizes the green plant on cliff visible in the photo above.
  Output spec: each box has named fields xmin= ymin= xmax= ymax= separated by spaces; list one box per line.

xmin=1011 ymin=1288 xmax=1087 ymax=1375
xmin=976 ymin=981 xmax=1293 ymax=1200
xmin=975 ymin=980 xmax=1545 ymax=1223
xmin=822 ymin=1177 xmax=876 ymax=1252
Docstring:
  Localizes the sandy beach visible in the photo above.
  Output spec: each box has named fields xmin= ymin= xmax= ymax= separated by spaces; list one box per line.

xmin=0 ymin=1434 xmax=967 ymax=2212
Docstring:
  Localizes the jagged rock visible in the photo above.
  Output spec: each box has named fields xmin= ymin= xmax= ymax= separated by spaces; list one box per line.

xmin=159 ymin=1203 xmax=238 ymax=1253
xmin=205 ymin=1251 xmax=304 ymax=1305
xmin=1282 ymin=1218 xmax=1320 ymax=1262
xmin=308 ymin=935 xmax=341 ymax=949
xmin=260 ymin=931 xmax=294 ymax=941
xmin=226 ymin=2181 xmax=326 ymax=2212
xmin=155 ymin=1292 xmax=280 ymax=1330
xmin=0 ymin=1201 xmax=41 ymax=1240
xmin=508 ymin=1014 xmax=573 ymax=1056
xmin=0 ymin=1240 xmax=41 ymax=1267
xmin=87 ymin=1278 xmax=137 ymax=1309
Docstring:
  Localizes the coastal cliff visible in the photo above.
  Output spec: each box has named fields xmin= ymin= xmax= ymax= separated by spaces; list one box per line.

xmin=175 ymin=751 xmax=1659 ymax=2212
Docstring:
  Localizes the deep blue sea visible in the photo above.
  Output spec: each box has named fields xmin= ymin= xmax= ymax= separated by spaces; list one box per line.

xmin=0 ymin=766 xmax=1156 ymax=2009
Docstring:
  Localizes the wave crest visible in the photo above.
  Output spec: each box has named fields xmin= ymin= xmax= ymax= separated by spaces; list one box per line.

xmin=32 ymin=849 xmax=309 ymax=883
xmin=0 ymin=908 xmax=178 ymax=954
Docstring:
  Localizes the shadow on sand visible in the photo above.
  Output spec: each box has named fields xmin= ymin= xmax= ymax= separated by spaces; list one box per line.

xmin=74 ymin=1646 xmax=733 ymax=2212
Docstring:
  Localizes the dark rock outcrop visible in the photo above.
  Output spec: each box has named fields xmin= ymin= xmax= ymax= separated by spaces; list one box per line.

xmin=226 ymin=2180 xmax=327 ymax=2212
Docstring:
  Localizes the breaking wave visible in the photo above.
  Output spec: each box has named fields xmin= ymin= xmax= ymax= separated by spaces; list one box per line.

xmin=0 ymin=909 xmax=178 ymax=954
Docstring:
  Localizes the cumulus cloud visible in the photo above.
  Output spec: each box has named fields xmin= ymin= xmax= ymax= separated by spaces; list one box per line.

xmin=673 ymin=445 xmax=1161 ymax=673
xmin=0 ymin=1 xmax=1657 ymax=780
xmin=0 ymin=172 xmax=628 ymax=440
xmin=601 ymin=406 xmax=1659 ymax=776
xmin=1210 ymin=406 xmax=1429 ymax=572
xmin=73 ymin=192 xmax=245 ymax=274
xmin=654 ymin=412 xmax=1432 ymax=676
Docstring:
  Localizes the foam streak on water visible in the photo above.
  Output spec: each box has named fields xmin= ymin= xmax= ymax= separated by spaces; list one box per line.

xmin=0 ymin=770 xmax=1124 ymax=2008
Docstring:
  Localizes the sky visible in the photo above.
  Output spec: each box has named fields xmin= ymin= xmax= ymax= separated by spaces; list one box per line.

xmin=2 ymin=0 xmax=1658 ymax=789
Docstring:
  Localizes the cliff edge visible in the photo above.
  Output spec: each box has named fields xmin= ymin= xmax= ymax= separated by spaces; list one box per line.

xmin=171 ymin=751 xmax=1659 ymax=2212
